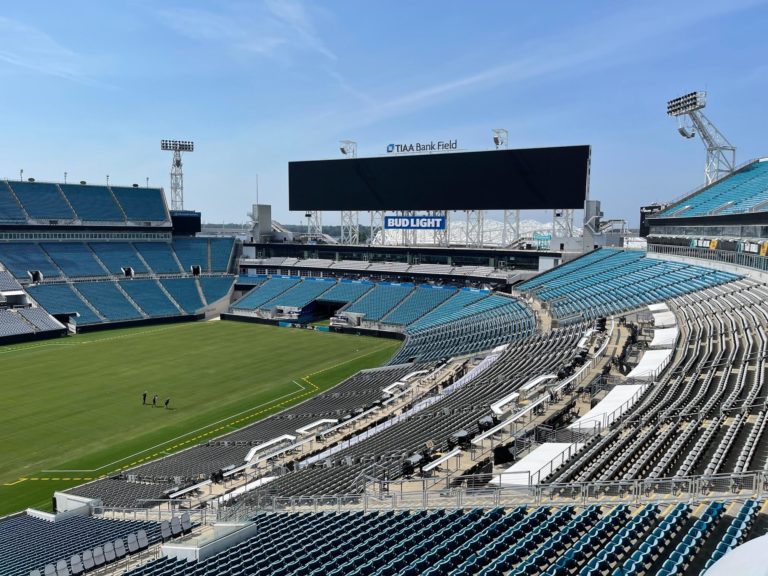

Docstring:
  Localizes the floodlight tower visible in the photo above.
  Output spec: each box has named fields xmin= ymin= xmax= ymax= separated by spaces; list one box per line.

xmin=667 ymin=92 xmax=735 ymax=185
xmin=339 ymin=140 xmax=360 ymax=245
xmin=160 ymin=139 xmax=194 ymax=211
xmin=494 ymin=129 xmax=519 ymax=246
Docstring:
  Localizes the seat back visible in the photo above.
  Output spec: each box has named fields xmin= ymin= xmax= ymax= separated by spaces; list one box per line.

xmin=114 ymin=538 xmax=127 ymax=558
xmin=127 ymin=533 xmax=139 ymax=554
xmin=92 ymin=546 xmax=105 ymax=566
xmin=82 ymin=550 xmax=95 ymax=571
xmin=104 ymin=541 xmax=116 ymax=563
xmin=160 ymin=520 xmax=172 ymax=540
xmin=181 ymin=511 xmax=192 ymax=532
xmin=44 ymin=564 xmax=56 ymax=576
xmin=69 ymin=554 xmax=84 ymax=576
xmin=55 ymin=559 xmax=69 ymax=576
xmin=137 ymin=529 xmax=149 ymax=549
xmin=170 ymin=516 xmax=182 ymax=536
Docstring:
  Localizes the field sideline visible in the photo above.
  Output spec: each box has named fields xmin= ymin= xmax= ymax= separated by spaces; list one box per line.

xmin=0 ymin=320 xmax=399 ymax=516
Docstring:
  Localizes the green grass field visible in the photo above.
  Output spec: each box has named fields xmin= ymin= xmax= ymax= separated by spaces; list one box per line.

xmin=0 ymin=320 xmax=399 ymax=516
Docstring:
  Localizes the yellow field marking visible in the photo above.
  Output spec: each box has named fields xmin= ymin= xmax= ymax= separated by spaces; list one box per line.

xmin=3 ymin=478 xmax=27 ymax=486
xmin=4 ymin=476 xmax=93 ymax=484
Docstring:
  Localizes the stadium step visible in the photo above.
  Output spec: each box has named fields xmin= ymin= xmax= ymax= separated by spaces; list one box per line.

xmin=113 ymin=281 xmax=150 ymax=319
xmin=68 ymin=283 xmax=108 ymax=322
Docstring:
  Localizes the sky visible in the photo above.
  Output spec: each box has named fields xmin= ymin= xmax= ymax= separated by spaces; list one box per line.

xmin=0 ymin=0 xmax=766 ymax=226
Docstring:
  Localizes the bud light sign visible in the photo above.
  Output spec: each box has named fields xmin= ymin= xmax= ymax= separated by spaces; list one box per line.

xmin=384 ymin=215 xmax=446 ymax=230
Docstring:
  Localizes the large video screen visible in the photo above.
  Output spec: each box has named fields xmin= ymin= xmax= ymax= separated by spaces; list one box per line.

xmin=289 ymin=145 xmax=590 ymax=211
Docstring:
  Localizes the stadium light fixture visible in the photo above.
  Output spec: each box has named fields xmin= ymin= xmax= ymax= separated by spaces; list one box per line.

xmin=160 ymin=139 xmax=195 ymax=152
xmin=666 ymin=91 xmax=735 ymax=184
xmin=64 ymin=171 xmax=67 ymax=184
xmin=339 ymin=140 xmax=357 ymax=158
xmin=492 ymin=128 xmax=508 ymax=149
xmin=666 ymin=91 xmax=706 ymax=117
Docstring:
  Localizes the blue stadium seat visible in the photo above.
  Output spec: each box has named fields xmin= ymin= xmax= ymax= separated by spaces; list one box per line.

xmin=657 ymin=160 xmax=768 ymax=217
xmin=89 ymin=243 xmax=148 ymax=274
xmin=0 ymin=181 xmax=27 ymax=222
xmin=41 ymin=243 xmax=108 ymax=278
xmin=0 ymin=243 xmax=63 ymax=279
xmin=110 ymin=187 xmax=168 ymax=221
xmin=210 ymin=238 xmax=235 ymax=272
xmin=120 ymin=280 xmax=181 ymax=317
xmin=199 ymin=276 xmax=235 ymax=304
xmin=317 ymin=280 xmax=373 ymax=304
xmin=59 ymin=184 xmax=125 ymax=221
xmin=231 ymin=277 xmax=301 ymax=310
xmin=160 ymin=278 xmax=204 ymax=313
xmin=172 ymin=238 xmax=210 ymax=273
xmin=26 ymin=283 xmax=102 ymax=325
xmin=381 ymin=285 xmax=457 ymax=326
xmin=260 ymin=278 xmax=335 ymax=310
xmin=134 ymin=243 xmax=182 ymax=274
xmin=8 ymin=181 xmax=75 ymax=220
xmin=76 ymin=282 xmax=142 ymax=321
xmin=518 ymin=248 xmax=740 ymax=321
xmin=344 ymin=283 xmax=414 ymax=321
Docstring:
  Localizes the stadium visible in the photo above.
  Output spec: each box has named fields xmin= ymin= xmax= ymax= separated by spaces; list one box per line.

xmin=2 ymin=5 xmax=768 ymax=576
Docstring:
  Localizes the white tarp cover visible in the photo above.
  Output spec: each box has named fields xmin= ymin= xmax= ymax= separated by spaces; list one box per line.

xmin=650 ymin=327 xmax=679 ymax=349
xmin=647 ymin=303 xmax=669 ymax=312
xmin=489 ymin=442 xmax=583 ymax=486
xmin=626 ymin=349 xmax=674 ymax=381
xmin=704 ymin=532 xmax=768 ymax=576
xmin=652 ymin=311 xmax=677 ymax=328
xmin=569 ymin=384 xmax=648 ymax=429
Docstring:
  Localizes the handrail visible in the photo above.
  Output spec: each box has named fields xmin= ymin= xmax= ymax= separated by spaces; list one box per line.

xmin=223 ymin=469 xmax=768 ymax=518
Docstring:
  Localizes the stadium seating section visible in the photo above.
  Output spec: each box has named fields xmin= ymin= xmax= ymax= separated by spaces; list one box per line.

xmin=122 ymin=500 xmax=767 ymax=576
xmin=343 ymin=283 xmax=415 ymax=321
xmin=88 ymin=242 xmax=148 ymax=274
xmin=1 ymin=180 xmax=171 ymax=223
xmin=134 ymin=243 xmax=182 ymax=274
xmin=657 ymin=159 xmax=768 ymax=217
xmin=0 ymin=513 xmax=161 ymax=576
xmin=0 ymin=182 xmax=27 ymax=223
xmin=0 ymin=243 xmax=63 ymax=279
xmin=9 ymin=181 xmax=75 ymax=220
xmin=41 ymin=243 xmax=107 ymax=278
xmin=198 ymin=275 xmax=235 ymax=305
xmin=120 ymin=280 xmax=181 ymax=317
xmin=381 ymin=285 xmax=457 ymax=325
xmin=109 ymin=186 xmax=168 ymax=221
xmin=58 ymin=184 xmax=125 ymax=221
xmin=26 ymin=283 xmax=103 ymax=325
xmin=0 ymin=238 xmax=237 ymax=327
xmin=260 ymin=277 xmax=335 ymax=309
xmin=231 ymin=276 xmax=301 ymax=310
xmin=518 ymin=248 xmax=740 ymax=321
xmin=317 ymin=279 xmax=373 ymax=303
xmin=160 ymin=278 xmax=204 ymax=313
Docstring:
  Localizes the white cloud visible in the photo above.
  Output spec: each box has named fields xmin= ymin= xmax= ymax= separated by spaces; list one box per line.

xmin=0 ymin=17 xmax=94 ymax=83
xmin=156 ymin=1 xmax=334 ymax=61
xmin=324 ymin=0 xmax=766 ymax=131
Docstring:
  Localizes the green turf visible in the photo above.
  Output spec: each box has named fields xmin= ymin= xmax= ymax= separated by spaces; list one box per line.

xmin=0 ymin=320 xmax=399 ymax=516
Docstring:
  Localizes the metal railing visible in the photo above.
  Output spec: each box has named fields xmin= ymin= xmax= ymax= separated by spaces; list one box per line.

xmin=234 ymin=470 xmax=768 ymax=517
xmin=648 ymin=243 xmax=768 ymax=272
